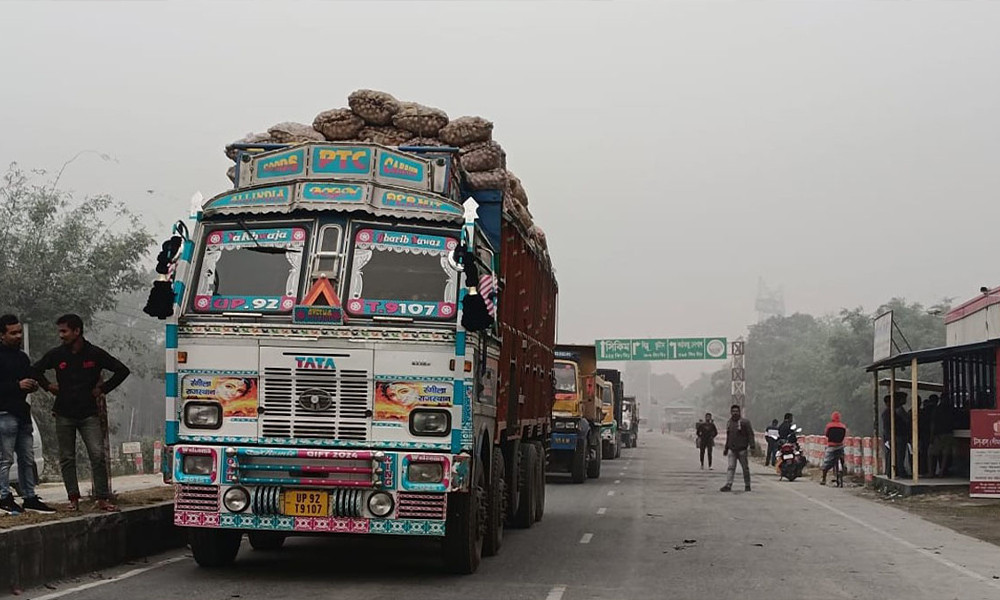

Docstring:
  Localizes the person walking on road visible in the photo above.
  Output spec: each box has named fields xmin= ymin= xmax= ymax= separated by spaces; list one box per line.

xmin=696 ymin=412 xmax=718 ymax=470
xmin=0 ymin=315 xmax=56 ymax=515
xmin=765 ymin=419 xmax=780 ymax=466
xmin=33 ymin=314 xmax=130 ymax=512
xmin=721 ymin=404 xmax=755 ymax=492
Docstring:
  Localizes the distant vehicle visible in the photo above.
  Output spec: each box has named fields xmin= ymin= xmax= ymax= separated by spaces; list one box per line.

xmin=620 ymin=396 xmax=638 ymax=448
xmin=550 ymin=345 xmax=604 ymax=482
xmin=9 ymin=416 xmax=45 ymax=497
xmin=596 ymin=369 xmax=623 ymax=459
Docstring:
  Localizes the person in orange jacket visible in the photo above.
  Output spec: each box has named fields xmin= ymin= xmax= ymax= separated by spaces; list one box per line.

xmin=821 ymin=411 xmax=848 ymax=485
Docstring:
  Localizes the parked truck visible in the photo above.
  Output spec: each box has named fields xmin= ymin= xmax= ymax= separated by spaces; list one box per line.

xmin=149 ymin=138 xmax=556 ymax=574
xmin=596 ymin=368 xmax=623 ymax=460
xmin=549 ymin=344 xmax=603 ymax=482
xmin=620 ymin=395 xmax=638 ymax=448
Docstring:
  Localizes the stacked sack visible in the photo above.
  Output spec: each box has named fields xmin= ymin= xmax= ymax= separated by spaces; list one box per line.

xmin=223 ymin=89 xmax=544 ymax=252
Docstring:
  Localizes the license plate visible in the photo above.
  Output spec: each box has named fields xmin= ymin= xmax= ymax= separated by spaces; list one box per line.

xmin=783 ymin=454 xmax=794 ymax=460
xmin=282 ymin=490 xmax=329 ymax=517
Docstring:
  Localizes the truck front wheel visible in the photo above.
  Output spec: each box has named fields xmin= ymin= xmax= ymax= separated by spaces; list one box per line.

xmin=190 ymin=529 xmax=242 ymax=568
xmin=443 ymin=457 xmax=485 ymax=574
xmin=532 ymin=441 xmax=546 ymax=522
xmin=587 ymin=439 xmax=602 ymax=479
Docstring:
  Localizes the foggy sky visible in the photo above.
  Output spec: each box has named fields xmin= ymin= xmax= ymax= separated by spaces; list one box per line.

xmin=3 ymin=1 xmax=999 ymax=384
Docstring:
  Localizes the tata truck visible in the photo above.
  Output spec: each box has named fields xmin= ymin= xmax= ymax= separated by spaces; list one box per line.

xmin=620 ymin=395 xmax=638 ymax=448
xmin=151 ymin=139 xmax=556 ymax=574
xmin=549 ymin=344 xmax=603 ymax=482
xmin=596 ymin=368 xmax=623 ymax=460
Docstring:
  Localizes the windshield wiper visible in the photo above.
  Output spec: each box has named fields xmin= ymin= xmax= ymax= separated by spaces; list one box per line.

xmin=235 ymin=218 xmax=290 ymax=254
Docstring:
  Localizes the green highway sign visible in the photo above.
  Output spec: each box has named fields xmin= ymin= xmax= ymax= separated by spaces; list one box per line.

xmin=596 ymin=338 xmax=728 ymax=361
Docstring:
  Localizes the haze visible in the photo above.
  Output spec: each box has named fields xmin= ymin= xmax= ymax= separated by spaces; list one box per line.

xmin=3 ymin=0 xmax=998 ymax=384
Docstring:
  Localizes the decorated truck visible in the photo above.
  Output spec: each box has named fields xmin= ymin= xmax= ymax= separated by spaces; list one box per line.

xmin=146 ymin=139 xmax=556 ymax=574
xmin=549 ymin=344 xmax=603 ymax=482
xmin=596 ymin=368 xmax=623 ymax=460
xmin=620 ymin=395 xmax=638 ymax=448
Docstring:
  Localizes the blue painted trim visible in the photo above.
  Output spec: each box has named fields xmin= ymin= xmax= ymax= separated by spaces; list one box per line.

xmin=166 ymin=373 xmax=178 ymax=397
xmin=455 ymin=331 xmax=467 ymax=356
xmin=165 ymin=324 xmax=178 ymax=349
xmin=165 ymin=420 xmax=179 ymax=444
xmin=181 ymin=239 xmax=194 ymax=261
xmin=172 ymin=280 xmax=185 ymax=306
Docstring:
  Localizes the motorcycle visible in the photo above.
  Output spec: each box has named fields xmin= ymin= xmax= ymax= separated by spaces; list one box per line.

xmin=776 ymin=425 xmax=807 ymax=481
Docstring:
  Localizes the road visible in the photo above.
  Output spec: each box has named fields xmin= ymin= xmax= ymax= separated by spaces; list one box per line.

xmin=20 ymin=434 xmax=1000 ymax=600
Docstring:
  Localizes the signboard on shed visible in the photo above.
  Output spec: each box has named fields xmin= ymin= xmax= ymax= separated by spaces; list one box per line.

xmin=122 ymin=441 xmax=142 ymax=455
xmin=970 ymin=409 xmax=1000 ymax=498
xmin=873 ymin=311 xmax=893 ymax=362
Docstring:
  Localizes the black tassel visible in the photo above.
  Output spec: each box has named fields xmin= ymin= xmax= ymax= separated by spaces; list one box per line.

xmin=142 ymin=280 xmax=176 ymax=319
xmin=462 ymin=292 xmax=492 ymax=332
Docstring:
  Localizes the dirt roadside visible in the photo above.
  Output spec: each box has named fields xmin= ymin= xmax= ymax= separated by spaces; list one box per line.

xmin=0 ymin=486 xmax=174 ymax=530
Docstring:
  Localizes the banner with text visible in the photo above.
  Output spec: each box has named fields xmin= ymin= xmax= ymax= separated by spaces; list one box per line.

xmin=596 ymin=338 xmax=728 ymax=361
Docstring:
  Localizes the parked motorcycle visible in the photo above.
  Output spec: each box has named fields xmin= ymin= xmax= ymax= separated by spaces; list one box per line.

xmin=776 ymin=425 xmax=806 ymax=481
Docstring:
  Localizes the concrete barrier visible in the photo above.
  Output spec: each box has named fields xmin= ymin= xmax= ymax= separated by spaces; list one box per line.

xmin=0 ymin=502 xmax=185 ymax=591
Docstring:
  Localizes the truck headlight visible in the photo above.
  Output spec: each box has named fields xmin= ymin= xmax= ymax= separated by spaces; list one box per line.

xmin=407 ymin=462 xmax=445 ymax=484
xmin=223 ymin=487 xmax=249 ymax=512
xmin=182 ymin=454 xmax=214 ymax=476
xmin=554 ymin=421 xmax=566 ymax=430
xmin=184 ymin=402 xmax=222 ymax=429
xmin=368 ymin=492 xmax=394 ymax=517
xmin=409 ymin=410 xmax=450 ymax=436
xmin=557 ymin=420 xmax=577 ymax=431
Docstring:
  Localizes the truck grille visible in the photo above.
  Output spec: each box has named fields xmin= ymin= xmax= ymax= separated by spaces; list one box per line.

xmin=261 ymin=366 xmax=371 ymax=441
xmin=176 ymin=484 xmax=219 ymax=512
xmin=396 ymin=492 xmax=447 ymax=520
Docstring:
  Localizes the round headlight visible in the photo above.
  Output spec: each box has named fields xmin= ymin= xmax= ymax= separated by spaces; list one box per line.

xmin=223 ymin=487 xmax=249 ymax=513
xmin=367 ymin=492 xmax=394 ymax=518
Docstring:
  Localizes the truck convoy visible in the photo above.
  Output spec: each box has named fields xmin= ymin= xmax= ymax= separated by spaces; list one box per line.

xmin=147 ymin=97 xmax=557 ymax=574
xmin=620 ymin=395 xmax=639 ymax=448
xmin=549 ymin=344 xmax=604 ymax=482
xmin=596 ymin=368 xmax=623 ymax=460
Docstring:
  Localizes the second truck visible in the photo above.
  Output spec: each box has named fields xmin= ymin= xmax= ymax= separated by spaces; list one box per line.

xmin=549 ymin=344 xmax=603 ymax=482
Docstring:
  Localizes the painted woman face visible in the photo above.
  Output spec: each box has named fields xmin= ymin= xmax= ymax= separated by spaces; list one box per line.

xmin=216 ymin=378 xmax=249 ymax=401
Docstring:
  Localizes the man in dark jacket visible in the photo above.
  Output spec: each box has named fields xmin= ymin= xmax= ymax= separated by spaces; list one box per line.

xmin=0 ymin=315 xmax=55 ymax=514
xmin=34 ymin=314 xmax=130 ymax=511
xmin=695 ymin=413 xmax=718 ymax=470
xmin=777 ymin=413 xmax=795 ymax=442
xmin=720 ymin=404 xmax=755 ymax=492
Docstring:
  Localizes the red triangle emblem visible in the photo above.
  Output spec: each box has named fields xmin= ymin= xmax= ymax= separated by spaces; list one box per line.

xmin=302 ymin=277 xmax=341 ymax=307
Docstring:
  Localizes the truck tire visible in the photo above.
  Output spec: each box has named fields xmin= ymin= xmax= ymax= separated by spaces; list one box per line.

xmin=570 ymin=440 xmax=587 ymax=484
xmin=483 ymin=447 xmax=505 ymax=557
xmin=248 ymin=532 xmax=286 ymax=551
xmin=512 ymin=444 xmax=538 ymax=528
xmin=190 ymin=529 xmax=242 ymax=568
xmin=587 ymin=438 xmax=602 ymax=479
xmin=532 ymin=442 xmax=545 ymax=522
xmin=443 ymin=455 xmax=485 ymax=574
xmin=505 ymin=443 xmax=521 ymax=524
xmin=614 ymin=436 xmax=621 ymax=458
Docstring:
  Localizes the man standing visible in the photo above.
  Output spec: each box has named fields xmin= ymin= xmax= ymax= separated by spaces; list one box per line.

xmin=695 ymin=412 xmax=718 ymax=470
xmin=721 ymin=404 xmax=755 ymax=492
xmin=764 ymin=419 xmax=781 ymax=467
xmin=820 ymin=411 xmax=848 ymax=485
xmin=34 ymin=314 xmax=130 ymax=511
xmin=0 ymin=315 xmax=55 ymax=514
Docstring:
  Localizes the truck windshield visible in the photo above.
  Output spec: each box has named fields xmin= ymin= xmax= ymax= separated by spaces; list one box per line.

xmin=345 ymin=228 xmax=459 ymax=320
xmin=553 ymin=363 xmax=578 ymax=393
xmin=192 ymin=226 xmax=306 ymax=313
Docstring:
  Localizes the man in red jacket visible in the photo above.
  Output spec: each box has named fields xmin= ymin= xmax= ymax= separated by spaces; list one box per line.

xmin=821 ymin=411 xmax=848 ymax=485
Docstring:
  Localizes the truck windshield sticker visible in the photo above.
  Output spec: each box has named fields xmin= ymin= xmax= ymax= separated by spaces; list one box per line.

xmin=182 ymin=375 xmax=259 ymax=419
xmin=345 ymin=229 xmax=458 ymax=320
xmin=553 ymin=363 xmax=578 ymax=393
xmin=193 ymin=227 xmax=306 ymax=313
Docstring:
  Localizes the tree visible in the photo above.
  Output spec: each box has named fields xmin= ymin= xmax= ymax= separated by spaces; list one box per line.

xmin=0 ymin=163 xmax=155 ymax=481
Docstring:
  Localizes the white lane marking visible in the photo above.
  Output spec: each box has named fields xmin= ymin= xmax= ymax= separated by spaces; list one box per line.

xmin=781 ymin=485 xmax=1000 ymax=591
xmin=546 ymin=585 xmax=568 ymax=600
xmin=625 ymin=466 xmax=630 ymax=470
xmin=607 ymin=490 xmax=615 ymax=496
xmin=29 ymin=555 xmax=189 ymax=600
xmin=615 ymin=479 xmax=621 ymax=484
xmin=580 ymin=533 xmax=593 ymax=544
xmin=597 ymin=507 xmax=607 ymax=515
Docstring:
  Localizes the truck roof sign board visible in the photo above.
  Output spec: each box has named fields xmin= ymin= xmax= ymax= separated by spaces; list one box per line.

xmin=596 ymin=338 xmax=728 ymax=361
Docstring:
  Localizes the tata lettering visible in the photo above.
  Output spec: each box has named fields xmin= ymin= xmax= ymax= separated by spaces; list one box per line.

xmin=295 ymin=356 xmax=337 ymax=370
